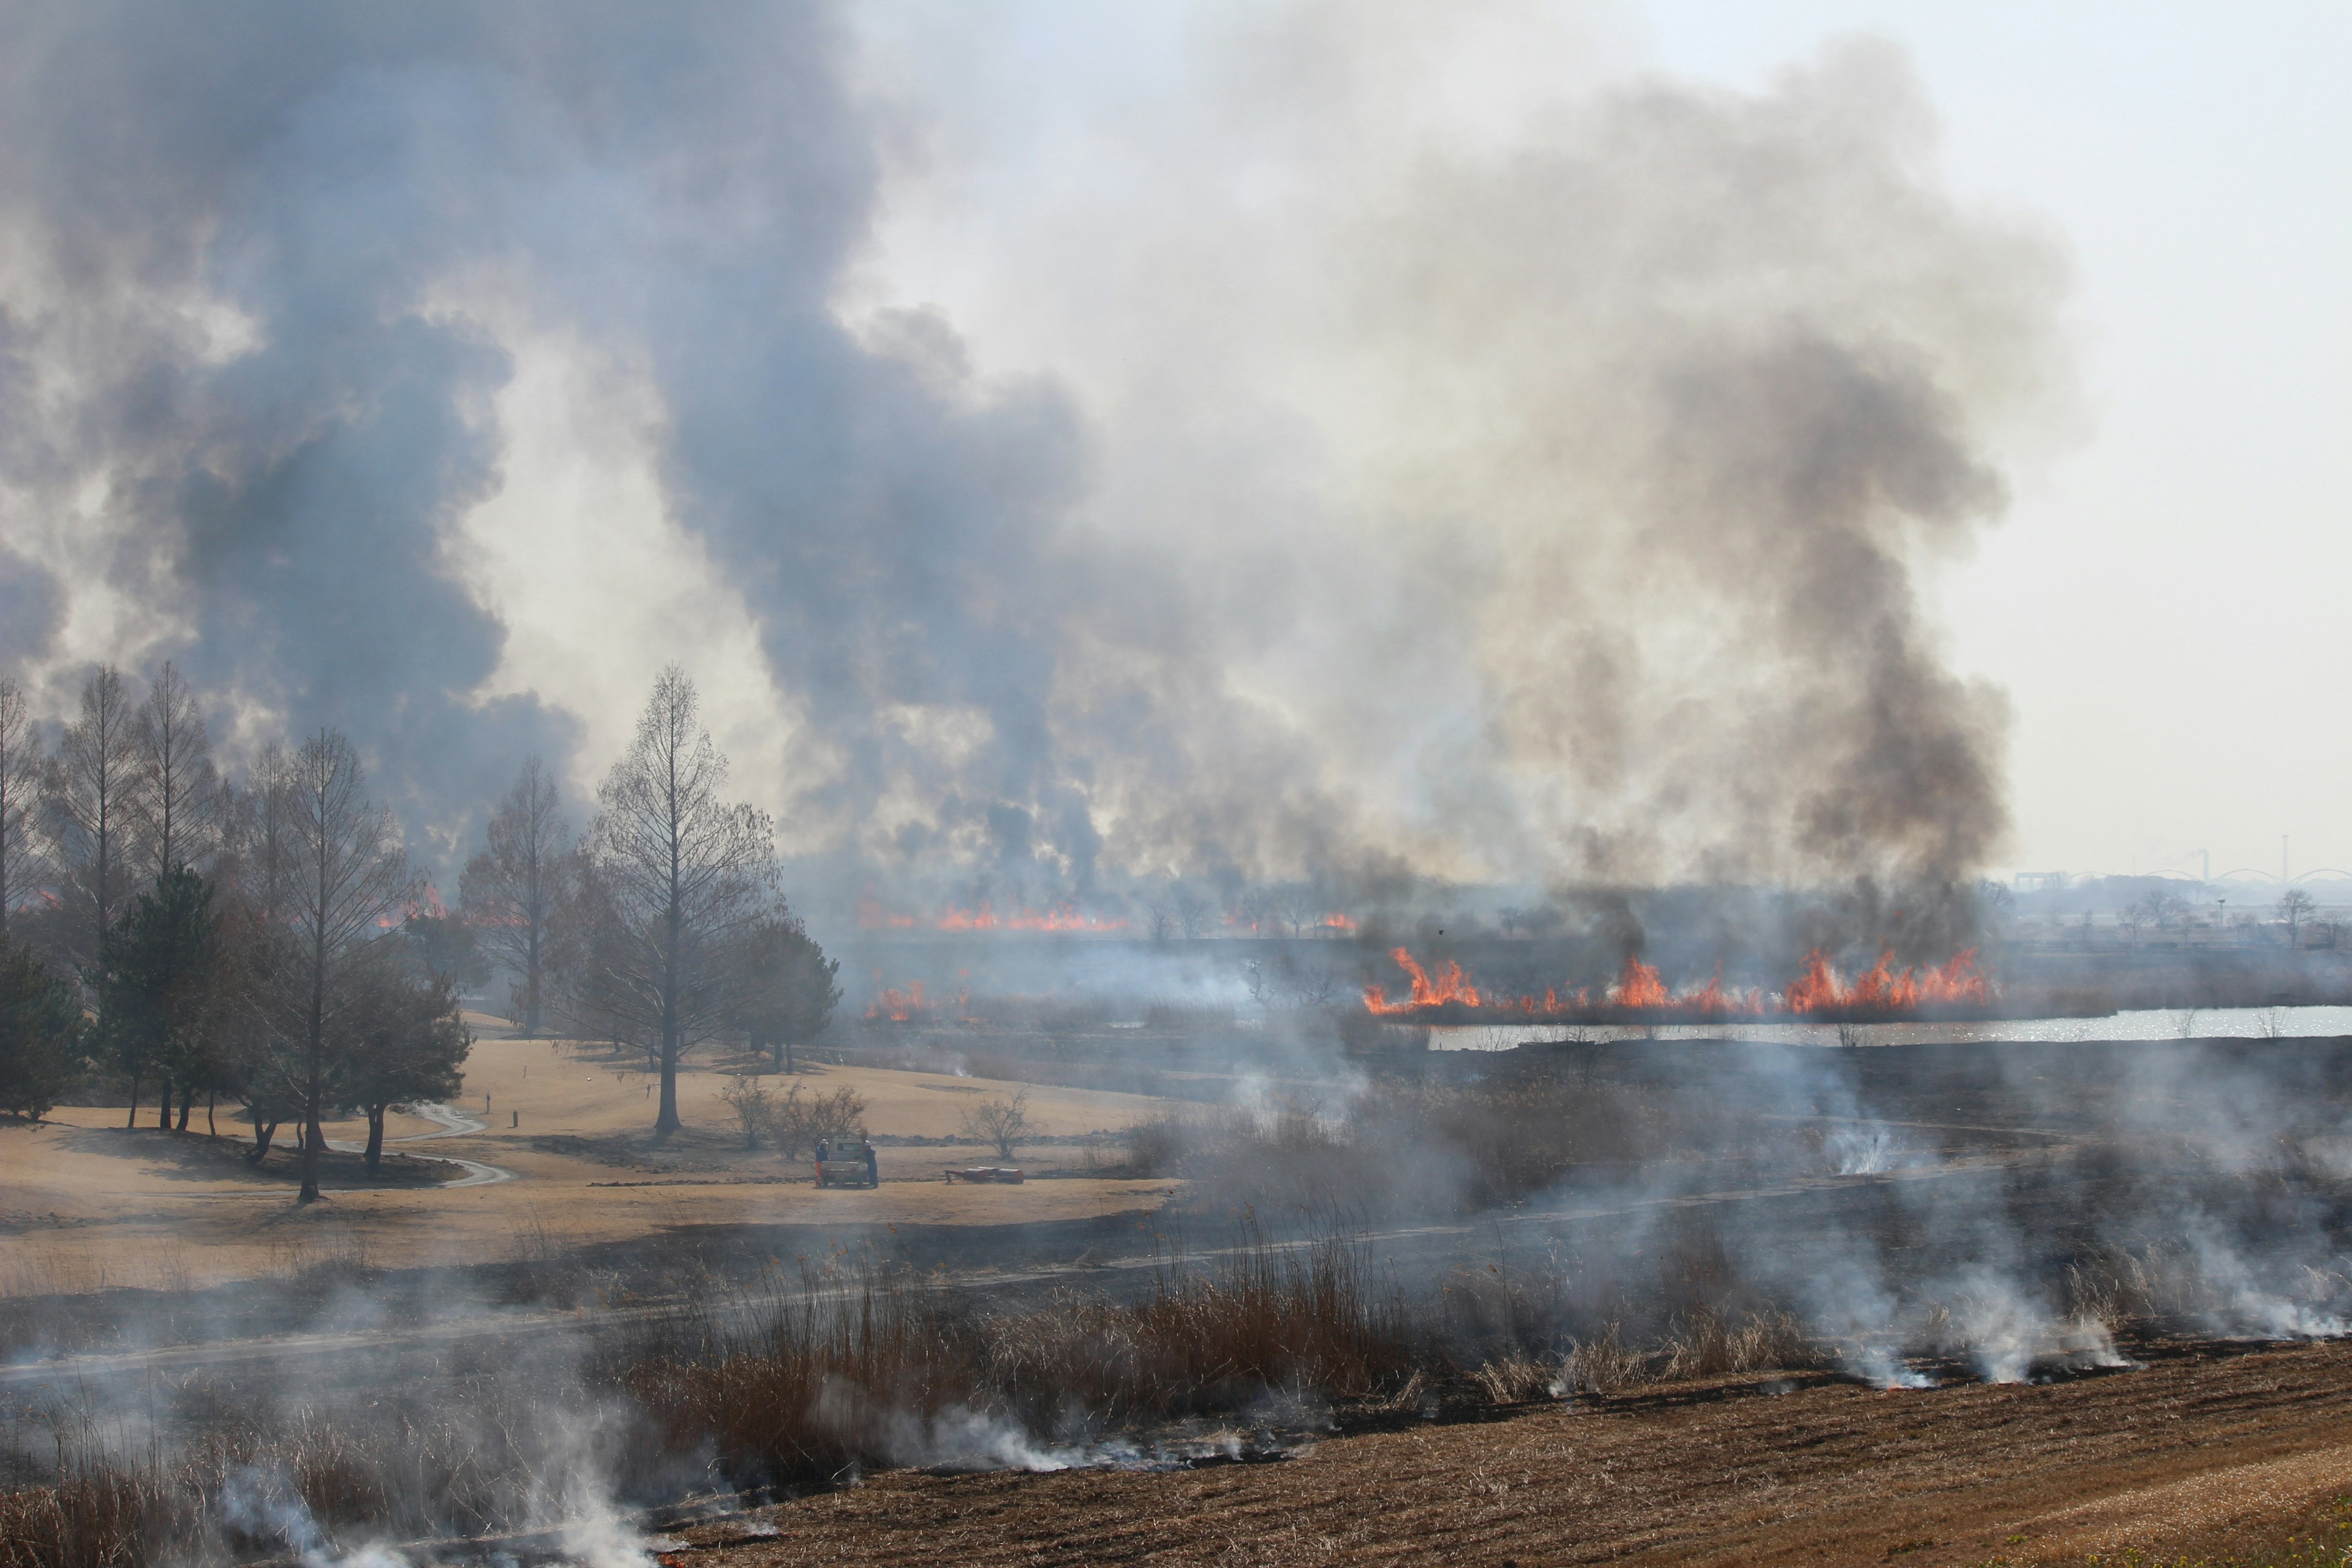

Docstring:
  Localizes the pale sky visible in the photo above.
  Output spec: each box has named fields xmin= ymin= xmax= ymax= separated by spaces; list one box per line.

xmin=849 ymin=1 xmax=2352 ymax=884
xmin=3 ymin=3 xmax=2342 ymax=896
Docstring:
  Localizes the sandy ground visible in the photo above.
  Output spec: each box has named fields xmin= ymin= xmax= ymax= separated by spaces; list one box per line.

xmin=663 ymin=1340 xmax=2352 ymax=1567
xmin=0 ymin=1017 xmax=1177 ymax=1292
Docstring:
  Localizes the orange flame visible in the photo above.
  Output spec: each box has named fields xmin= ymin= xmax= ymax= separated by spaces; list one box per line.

xmin=1783 ymin=948 xmax=1989 ymax=1014
xmin=1362 ymin=947 xmax=1483 ymax=1014
xmin=1608 ymin=956 xmax=1670 ymax=1009
xmin=1361 ymin=946 xmax=1991 ymax=1022
xmin=866 ymin=982 xmax=929 ymax=1022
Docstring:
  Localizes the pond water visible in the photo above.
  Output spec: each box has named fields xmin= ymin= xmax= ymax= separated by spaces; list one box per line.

xmin=1427 ymin=1005 xmax=2352 ymax=1051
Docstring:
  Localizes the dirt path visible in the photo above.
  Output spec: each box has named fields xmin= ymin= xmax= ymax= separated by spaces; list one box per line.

xmin=322 ymin=1099 xmax=517 ymax=1188
xmin=660 ymin=1340 xmax=2352 ymax=1567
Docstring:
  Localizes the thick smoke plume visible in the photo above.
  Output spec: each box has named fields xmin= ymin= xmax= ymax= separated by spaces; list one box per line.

xmin=0 ymin=3 xmax=2067 ymax=904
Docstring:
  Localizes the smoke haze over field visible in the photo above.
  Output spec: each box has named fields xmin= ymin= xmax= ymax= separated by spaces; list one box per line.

xmin=0 ymin=1 xmax=2068 ymax=904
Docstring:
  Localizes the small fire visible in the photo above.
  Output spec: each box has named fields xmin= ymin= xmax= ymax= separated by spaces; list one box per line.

xmin=1362 ymin=946 xmax=1991 ymax=1021
xmin=1321 ymin=913 xmax=1358 ymax=932
xmin=867 ymin=982 xmax=929 ymax=1022
xmin=864 ymin=979 xmax=979 ymax=1023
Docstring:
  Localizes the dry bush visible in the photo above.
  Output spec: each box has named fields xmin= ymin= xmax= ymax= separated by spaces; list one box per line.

xmin=982 ymin=1241 xmax=1406 ymax=1420
xmin=623 ymin=1234 xmax=1412 ymax=1487
xmin=1659 ymin=1306 xmax=1813 ymax=1381
xmin=767 ymin=1084 xmax=868 ymax=1159
xmin=1469 ymin=1354 xmax=1563 ymax=1405
xmin=1562 ymin=1324 xmax=1647 ymax=1395
xmin=956 ymin=1090 xmax=1033 ymax=1161
xmin=0 ymin=1462 xmax=192 ymax=1568
xmin=619 ymin=1259 xmax=974 ymax=1488
xmin=0 ymin=1386 xmax=576 ymax=1567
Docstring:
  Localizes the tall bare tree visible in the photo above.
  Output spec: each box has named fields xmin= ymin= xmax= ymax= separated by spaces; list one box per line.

xmin=42 ymin=665 xmax=145 ymax=972
xmin=459 ymin=757 xmax=571 ymax=1036
xmin=0 ymin=678 xmax=43 ymax=941
xmin=129 ymin=661 xmax=222 ymax=881
xmin=577 ymin=668 xmax=774 ymax=1137
xmin=281 ymin=729 xmax=417 ymax=1202
xmin=239 ymin=742 xmax=301 ymax=920
xmin=2276 ymin=888 xmax=2316 ymax=949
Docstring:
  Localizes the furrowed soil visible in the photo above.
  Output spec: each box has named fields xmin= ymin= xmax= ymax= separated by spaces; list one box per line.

xmin=662 ymin=1340 xmax=2352 ymax=1568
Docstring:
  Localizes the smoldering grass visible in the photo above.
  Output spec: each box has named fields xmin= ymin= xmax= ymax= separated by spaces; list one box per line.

xmin=617 ymin=1231 xmax=1413 ymax=1487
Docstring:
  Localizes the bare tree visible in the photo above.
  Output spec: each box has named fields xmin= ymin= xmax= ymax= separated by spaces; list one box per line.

xmin=718 ymin=1074 xmax=779 ymax=1150
xmin=577 ymin=668 xmax=775 ymax=1137
xmin=128 ymin=661 xmax=223 ymax=881
xmin=239 ymin=742 xmax=301 ymax=920
xmin=1174 ymin=886 xmax=1213 ymax=940
xmin=42 ymin=665 xmax=145 ymax=971
xmin=2275 ymin=888 xmax=2316 ymax=949
xmin=459 ymin=757 xmax=572 ymax=1036
xmin=0 ymin=678 xmax=44 ymax=941
xmin=281 ymin=729 xmax=417 ymax=1202
xmin=958 ymin=1089 xmax=1033 ymax=1162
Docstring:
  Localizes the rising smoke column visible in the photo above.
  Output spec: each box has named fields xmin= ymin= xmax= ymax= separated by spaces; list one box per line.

xmin=919 ymin=17 xmax=2074 ymax=896
xmin=0 ymin=4 xmax=2068 ymax=903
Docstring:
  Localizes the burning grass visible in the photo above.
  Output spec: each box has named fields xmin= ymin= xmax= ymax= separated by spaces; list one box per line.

xmin=1362 ymin=945 xmax=1994 ymax=1023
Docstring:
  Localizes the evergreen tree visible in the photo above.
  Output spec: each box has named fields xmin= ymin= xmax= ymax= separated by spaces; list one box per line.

xmin=95 ymin=866 xmax=219 ymax=1130
xmin=730 ymin=913 xmax=840 ymax=1072
xmin=0 ymin=938 xmax=77 ymax=1120
xmin=335 ymin=966 xmax=470 ymax=1174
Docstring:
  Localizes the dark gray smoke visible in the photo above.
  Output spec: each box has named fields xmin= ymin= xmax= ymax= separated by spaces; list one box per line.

xmin=0 ymin=7 xmax=2066 ymax=904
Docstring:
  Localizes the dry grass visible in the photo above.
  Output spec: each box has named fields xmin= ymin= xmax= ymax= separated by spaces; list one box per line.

xmin=621 ymin=1231 xmax=1412 ymax=1489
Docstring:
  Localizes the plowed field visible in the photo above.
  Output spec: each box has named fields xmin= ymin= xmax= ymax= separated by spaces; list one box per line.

xmin=660 ymin=1340 xmax=2352 ymax=1567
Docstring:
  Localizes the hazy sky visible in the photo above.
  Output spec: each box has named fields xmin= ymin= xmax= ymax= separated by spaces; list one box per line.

xmin=2 ymin=2 xmax=2342 ymax=899
xmin=850 ymin=1 xmax=2352 ymax=884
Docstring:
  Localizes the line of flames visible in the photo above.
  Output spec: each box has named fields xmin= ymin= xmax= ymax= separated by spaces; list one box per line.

xmin=1362 ymin=946 xmax=1991 ymax=1020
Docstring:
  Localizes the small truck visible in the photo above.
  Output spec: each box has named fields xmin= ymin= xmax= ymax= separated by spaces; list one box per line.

xmin=813 ymin=1144 xmax=879 ymax=1189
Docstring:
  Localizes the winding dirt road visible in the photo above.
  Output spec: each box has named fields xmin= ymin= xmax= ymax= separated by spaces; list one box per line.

xmin=322 ymin=1099 xmax=516 ymax=1189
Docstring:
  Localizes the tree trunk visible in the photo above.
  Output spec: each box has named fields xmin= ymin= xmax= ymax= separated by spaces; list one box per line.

xmin=125 ymin=1069 xmax=140 ymax=1130
xmin=250 ymin=1117 xmax=277 ymax=1162
xmin=206 ymin=1090 xmax=216 ymax=1138
xmin=300 ymin=914 xmax=325 ymax=1202
xmin=657 ymin=1038 xmax=680 ymax=1136
xmin=363 ymin=1106 xmax=385 ymax=1175
xmin=525 ymin=925 xmax=541 ymax=1038
xmin=176 ymin=1083 xmax=193 ymax=1133
xmin=157 ymin=1077 xmax=173 ymax=1131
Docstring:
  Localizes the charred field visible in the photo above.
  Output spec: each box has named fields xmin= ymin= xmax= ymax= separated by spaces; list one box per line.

xmin=8 ymin=1015 xmax=2352 ymax=1566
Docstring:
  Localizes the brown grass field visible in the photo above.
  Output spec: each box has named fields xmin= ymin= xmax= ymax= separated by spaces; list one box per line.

xmin=656 ymin=1340 xmax=2352 ymax=1567
xmin=0 ymin=1015 xmax=1180 ymax=1294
